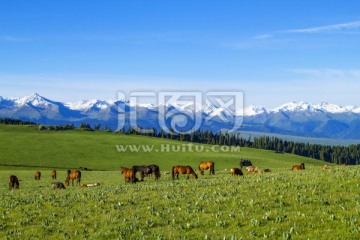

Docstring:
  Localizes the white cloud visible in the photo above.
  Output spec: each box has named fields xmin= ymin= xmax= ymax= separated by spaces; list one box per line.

xmin=0 ymin=36 xmax=27 ymax=42
xmin=290 ymin=68 xmax=360 ymax=80
xmin=286 ymin=21 xmax=360 ymax=33
xmin=252 ymin=34 xmax=272 ymax=40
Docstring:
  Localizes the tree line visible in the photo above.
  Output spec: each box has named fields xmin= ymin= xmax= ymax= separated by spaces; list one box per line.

xmin=0 ymin=118 xmax=37 ymax=125
xmin=119 ymin=127 xmax=360 ymax=165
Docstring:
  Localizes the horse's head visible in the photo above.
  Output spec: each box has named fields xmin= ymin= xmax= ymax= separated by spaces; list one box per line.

xmin=64 ymin=179 xmax=69 ymax=187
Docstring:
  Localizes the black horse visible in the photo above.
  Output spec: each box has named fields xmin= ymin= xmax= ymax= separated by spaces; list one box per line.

xmin=9 ymin=175 xmax=19 ymax=190
xmin=240 ymin=159 xmax=253 ymax=170
xmin=132 ymin=164 xmax=161 ymax=183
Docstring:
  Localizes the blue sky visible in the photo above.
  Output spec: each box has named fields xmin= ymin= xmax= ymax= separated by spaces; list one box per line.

xmin=0 ymin=0 xmax=359 ymax=107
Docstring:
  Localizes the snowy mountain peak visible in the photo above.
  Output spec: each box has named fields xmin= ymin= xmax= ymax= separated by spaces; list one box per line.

xmin=273 ymin=101 xmax=316 ymax=113
xmin=243 ymin=105 xmax=267 ymax=116
xmin=14 ymin=92 xmax=52 ymax=106
xmin=65 ymin=99 xmax=112 ymax=111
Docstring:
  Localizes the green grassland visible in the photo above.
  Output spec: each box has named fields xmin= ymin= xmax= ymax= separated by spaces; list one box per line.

xmin=1 ymin=168 xmax=360 ymax=239
xmin=0 ymin=125 xmax=324 ymax=172
xmin=1 ymin=125 xmax=359 ymax=239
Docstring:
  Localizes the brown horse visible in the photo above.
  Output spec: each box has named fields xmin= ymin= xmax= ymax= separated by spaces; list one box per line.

xmin=120 ymin=167 xmax=135 ymax=183
xmin=246 ymin=166 xmax=260 ymax=174
xmin=172 ymin=165 xmax=198 ymax=180
xmin=9 ymin=175 xmax=19 ymax=190
xmin=65 ymin=170 xmax=81 ymax=186
xmin=51 ymin=169 xmax=57 ymax=179
xmin=230 ymin=168 xmax=243 ymax=176
xmin=292 ymin=163 xmax=305 ymax=171
xmin=199 ymin=161 xmax=215 ymax=175
xmin=322 ymin=165 xmax=330 ymax=170
xmin=35 ymin=171 xmax=41 ymax=180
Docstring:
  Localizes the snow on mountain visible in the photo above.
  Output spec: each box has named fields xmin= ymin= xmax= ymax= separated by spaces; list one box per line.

xmin=2 ymin=93 xmax=360 ymax=139
xmin=2 ymin=93 xmax=360 ymax=116
xmin=65 ymin=99 xmax=112 ymax=111
xmin=13 ymin=92 xmax=53 ymax=107
xmin=272 ymin=101 xmax=318 ymax=113
xmin=243 ymin=105 xmax=267 ymax=116
xmin=313 ymin=102 xmax=360 ymax=114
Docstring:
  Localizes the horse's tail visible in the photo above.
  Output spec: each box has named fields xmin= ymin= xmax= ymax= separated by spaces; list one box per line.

xmin=172 ymin=166 xmax=175 ymax=181
xmin=211 ymin=162 xmax=215 ymax=175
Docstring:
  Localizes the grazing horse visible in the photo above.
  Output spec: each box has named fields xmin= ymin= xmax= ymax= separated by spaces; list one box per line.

xmin=292 ymin=163 xmax=305 ymax=171
xmin=199 ymin=161 xmax=215 ymax=175
xmin=51 ymin=169 xmax=57 ymax=179
xmin=9 ymin=175 xmax=19 ymax=190
xmin=52 ymin=182 xmax=66 ymax=189
xmin=246 ymin=166 xmax=260 ymax=174
xmin=322 ymin=165 xmax=330 ymax=170
xmin=65 ymin=170 xmax=81 ymax=186
xmin=34 ymin=171 xmax=41 ymax=180
xmin=230 ymin=168 xmax=243 ymax=176
xmin=240 ymin=159 xmax=253 ymax=170
xmin=131 ymin=165 xmax=161 ymax=183
xmin=172 ymin=165 xmax=198 ymax=180
xmin=120 ymin=167 xmax=135 ymax=183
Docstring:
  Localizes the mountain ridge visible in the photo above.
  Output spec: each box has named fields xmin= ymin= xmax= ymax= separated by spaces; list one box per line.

xmin=1 ymin=93 xmax=360 ymax=140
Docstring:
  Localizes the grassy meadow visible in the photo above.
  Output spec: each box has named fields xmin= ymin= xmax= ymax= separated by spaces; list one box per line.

xmin=0 ymin=124 xmax=323 ymax=171
xmin=1 ymin=125 xmax=359 ymax=239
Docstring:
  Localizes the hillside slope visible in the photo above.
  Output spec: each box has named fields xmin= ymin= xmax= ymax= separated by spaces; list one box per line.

xmin=0 ymin=125 xmax=326 ymax=171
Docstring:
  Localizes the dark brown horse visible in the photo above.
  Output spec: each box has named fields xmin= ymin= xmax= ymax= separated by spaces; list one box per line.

xmin=34 ymin=171 xmax=41 ymax=180
xmin=65 ymin=170 xmax=81 ymax=186
xmin=51 ymin=169 xmax=57 ymax=179
xmin=172 ymin=165 xmax=198 ymax=180
xmin=9 ymin=175 xmax=19 ymax=190
xmin=131 ymin=165 xmax=161 ymax=183
xmin=199 ymin=161 xmax=215 ymax=175
xmin=292 ymin=163 xmax=305 ymax=171
xmin=240 ymin=159 xmax=253 ymax=170
xmin=291 ymin=163 xmax=305 ymax=171
xmin=52 ymin=182 xmax=66 ymax=189
xmin=230 ymin=168 xmax=243 ymax=176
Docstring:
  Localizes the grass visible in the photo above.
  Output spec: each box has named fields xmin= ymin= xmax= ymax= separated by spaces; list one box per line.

xmin=1 ymin=166 xmax=359 ymax=239
xmin=0 ymin=124 xmax=325 ymax=172
xmin=2 ymin=125 xmax=356 ymax=239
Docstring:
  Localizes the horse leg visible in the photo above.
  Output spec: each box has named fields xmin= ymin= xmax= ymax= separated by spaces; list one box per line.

xmin=140 ymin=171 xmax=145 ymax=181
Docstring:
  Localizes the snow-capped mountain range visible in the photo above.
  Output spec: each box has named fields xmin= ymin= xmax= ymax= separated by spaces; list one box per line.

xmin=1 ymin=93 xmax=360 ymax=140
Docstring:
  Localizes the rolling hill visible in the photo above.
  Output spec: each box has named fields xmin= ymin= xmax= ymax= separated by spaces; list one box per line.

xmin=0 ymin=124 xmax=326 ymax=171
